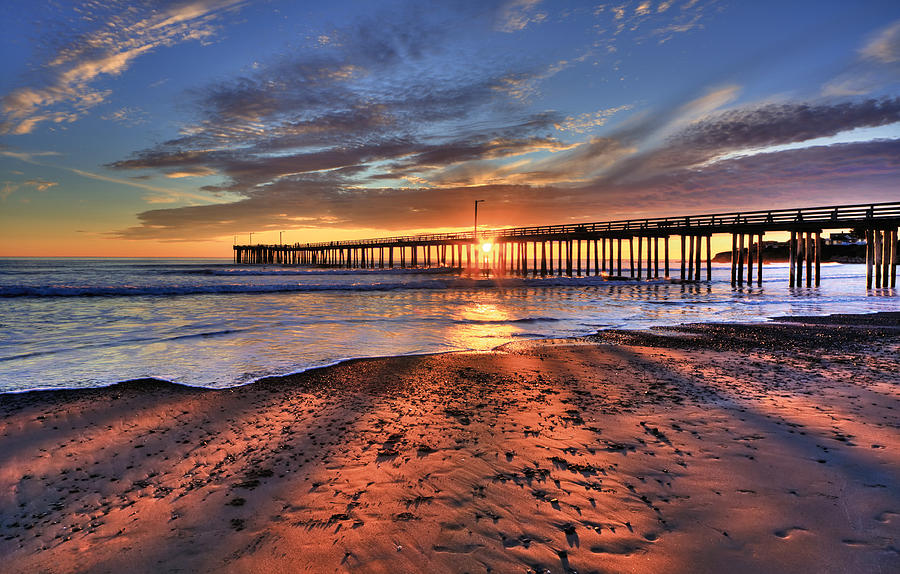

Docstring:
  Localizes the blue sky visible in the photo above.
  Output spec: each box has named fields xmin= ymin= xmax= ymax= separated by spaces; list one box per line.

xmin=1 ymin=0 xmax=898 ymax=255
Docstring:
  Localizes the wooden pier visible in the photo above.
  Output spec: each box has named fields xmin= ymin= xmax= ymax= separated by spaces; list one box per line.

xmin=234 ymin=201 xmax=900 ymax=289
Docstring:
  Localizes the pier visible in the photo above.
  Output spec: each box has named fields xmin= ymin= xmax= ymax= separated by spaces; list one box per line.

xmin=234 ymin=201 xmax=900 ymax=289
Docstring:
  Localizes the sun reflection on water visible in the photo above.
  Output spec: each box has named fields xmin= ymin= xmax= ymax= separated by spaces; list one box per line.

xmin=446 ymin=301 xmax=518 ymax=350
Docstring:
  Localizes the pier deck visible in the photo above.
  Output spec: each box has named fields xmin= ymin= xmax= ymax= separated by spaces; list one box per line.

xmin=234 ymin=201 xmax=900 ymax=289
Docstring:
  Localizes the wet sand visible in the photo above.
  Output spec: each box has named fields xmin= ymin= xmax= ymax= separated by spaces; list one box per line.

xmin=1 ymin=313 xmax=899 ymax=573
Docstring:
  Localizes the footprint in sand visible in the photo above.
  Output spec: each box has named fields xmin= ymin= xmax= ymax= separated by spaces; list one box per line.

xmin=774 ymin=527 xmax=808 ymax=539
xmin=589 ymin=540 xmax=647 ymax=555
xmin=841 ymin=539 xmax=871 ymax=547
xmin=432 ymin=544 xmax=485 ymax=553
xmin=875 ymin=510 xmax=898 ymax=523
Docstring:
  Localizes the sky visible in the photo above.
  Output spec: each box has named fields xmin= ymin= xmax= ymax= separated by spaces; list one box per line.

xmin=1 ymin=0 xmax=899 ymax=257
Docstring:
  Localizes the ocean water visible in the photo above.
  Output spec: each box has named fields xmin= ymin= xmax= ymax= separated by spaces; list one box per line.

xmin=0 ymin=257 xmax=897 ymax=393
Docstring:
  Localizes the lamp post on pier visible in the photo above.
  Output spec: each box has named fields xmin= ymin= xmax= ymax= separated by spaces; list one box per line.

xmin=474 ymin=199 xmax=484 ymax=241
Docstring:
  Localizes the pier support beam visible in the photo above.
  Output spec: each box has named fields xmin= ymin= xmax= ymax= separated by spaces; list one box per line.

xmin=875 ymin=230 xmax=883 ymax=288
xmin=789 ymin=231 xmax=797 ymax=288
xmin=757 ymin=234 xmax=763 ymax=286
xmin=815 ymin=232 xmax=821 ymax=287
xmin=636 ymin=236 xmax=643 ymax=280
xmin=601 ymin=239 xmax=606 ymax=273
xmin=688 ymin=234 xmax=695 ymax=282
xmin=695 ymin=235 xmax=702 ymax=282
xmin=577 ymin=240 xmax=582 ymax=276
xmin=747 ymin=235 xmax=754 ymax=285
xmin=664 ymin=236 xmax=670 ymax=279
xmin=806 ymin=233 xmax=813 ymax=288
xmin=654 ymin=236 xmax=660 ymax=279
xmin=866 ymin=229 xmax=874 ymax=289
xmin=629 ymin=238 xmax=635 ymax=278
xmin=891 ymin=228 xmax=898 ymax=288
xmin=537 ymin=242 xmax=543 ymax=277
xmin=617 ymin=239 xmax=623 ymax=276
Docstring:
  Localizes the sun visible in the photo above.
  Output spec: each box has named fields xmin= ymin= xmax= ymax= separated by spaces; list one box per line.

xmin=481 ymin=242 xmax=493 ymax=253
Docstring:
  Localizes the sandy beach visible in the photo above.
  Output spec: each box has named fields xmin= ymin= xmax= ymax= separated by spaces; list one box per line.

xmin=1 ymin=314 xmax=898 ymax=573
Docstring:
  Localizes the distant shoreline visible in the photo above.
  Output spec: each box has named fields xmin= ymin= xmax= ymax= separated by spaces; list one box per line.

xmin=712 ymin=242 xmax=882 ymax=264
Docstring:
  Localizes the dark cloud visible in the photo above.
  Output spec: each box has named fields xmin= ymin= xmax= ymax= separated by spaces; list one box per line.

xmin=112 ymin=91 xmax=900 ymax=239
xmin=675 ymin=97 xmax=900 ymax=152
xmin=113 ymin=139 xmax=900 ymax=241
xmin=602 ymin=96 xmax=900 ymax=184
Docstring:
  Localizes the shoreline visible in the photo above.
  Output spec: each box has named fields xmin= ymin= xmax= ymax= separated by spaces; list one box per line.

xmin=1 ymin=312 xmax=899 ymax=573
xmin=3 ymin=310 xmax=897 ymax=399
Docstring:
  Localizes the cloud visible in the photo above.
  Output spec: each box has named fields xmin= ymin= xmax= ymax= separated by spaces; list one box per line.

xmin=674 ymin=97 xmax=900 ymax=154
xmin=599 ymin=96 xmax=900 ymax=184
xmin=824 ymin=19 xmax=900 ymax=96
xmin=0 ymin=149 xmax=62 ymax=163
xmin=163 ymin=167 xmax=218 ymax=179
xmin=593 ymin=0 xmax=718 ymax=51
xmin=861 ymin=19 xmax=900 ymax=63
xmin=0 ymin=178 xmax=58 ymax=200
xmin=1 ymin=144 xmax=226 ymax=204
xmin=494 ymin=52 xmax=591 ymax=102
xmin=1 ymin=0 xmax=247 ymax=134
xmin=0 ymin=182 xmax=17 ymax=201
xmin=101 ymin=106 xmax=149 ymax=126
xmin=100 ymin=4 xmax=897 ymax=242
xmin=497 ymin=0 xmax=547 ymax=33
xmin=110 ymin=138 xmax=900 ymax=241
xmin=110 ymin=87 xmax=900 ymax=241
xmin=106 ymin=3 xmax=571 ymax=198
xmin=555 ymin=105 xmax=634 ymax=133
xmin=69 ymin=167 xmax=228 ymax=204
xmin=23 ymin=179 xmax=58 ymax=192
xmin=109 ymin=52 xmax=900 ymax=241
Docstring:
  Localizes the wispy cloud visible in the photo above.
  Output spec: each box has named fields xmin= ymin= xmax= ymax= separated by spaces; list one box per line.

xmin=1 ymin=182 xmax=18 ymax=201
xmin=555 ymin=104 xmax=634 ymax=132
xmin=0 ymin=177 xmax=58 ymax=200
xmin=861 ymin=19 xmax=900 ymax=63
xmin=496 ymin=0 xmax=547 ymax=32
xmin=593 ymin=0 xmax=718 ymax=51
xmin=69 ymin=167 xmax=229 ymax=204
xmin=23 ymin=179 xmax=58 ymax=192
xmin=101 ymin=106 xmax=149 ymax=127
xmin=1 ymin=145 xmax=227 ymax=204
xmin=1 ymin=0 xmax=247 ymax=135
xmin=824 ymin=19 xmax=900 ymax=96
xmin=494 ymin=52 xmax=591 ymax=101
xmin=0 ymin=149 xmax=62 ymax=162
